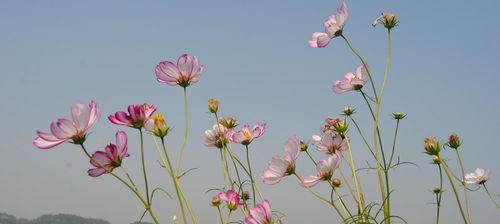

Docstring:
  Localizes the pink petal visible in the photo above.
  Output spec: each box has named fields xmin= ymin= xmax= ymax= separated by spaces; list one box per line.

xmin=87 ymin=101 xmax=100 ymax=129
xmin=115 ymin=131 xmax=128 ymax=154
xmin=71 ymin=103 xmax=90 ymax=131
xmin=155 ymin=61 xmax=181 ymax=85
xmin=300 ymin=175 xmax=322 ymax=187
xmin=88 ymin=167 xmax=106 ymax=177
xmin=177 ymin=54 xmax=194 ymax=77
xmin=33 ymin=137 xmax=65 ymax=149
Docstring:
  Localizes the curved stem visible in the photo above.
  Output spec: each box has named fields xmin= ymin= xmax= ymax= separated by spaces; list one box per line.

xmin=176 ymin=87 xmax=190 ymax=175
xmin=442 ymin=160 xmax=469 ymax=224
xmin=245 ymin=145 xmax=257 ymax=206
xmin=482 ymin=183 xmax=500 ymax=209
xmin=455 ymin=150 xmax=472 ymax=223
xmin=80 ymin=144 xmax=160 ymax=224
xmin=436 ymin=164 xmax=444 ymax=224
xmin=330 ymin=182 xmax=353 ymax=218
xmin=161 ymin=138 xmax=188 ymax=224
xmin=138 ymin=129 xmax=150 ymax=205
xmin=120 ymin=166 xmax=138 ymax=191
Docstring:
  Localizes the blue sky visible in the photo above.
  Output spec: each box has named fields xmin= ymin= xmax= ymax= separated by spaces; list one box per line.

xmin=1 ymin=0 xmax=499 ymax=223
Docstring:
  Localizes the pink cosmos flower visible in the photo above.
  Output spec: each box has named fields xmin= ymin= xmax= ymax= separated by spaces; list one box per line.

xmin=464 ymin=168 xmax=489 ymax=185
xmin=308 ymin=1 xmax=349 ymax=48
xmin=332 ymin=64 xmax=369 ymax=94
xmin=88 ymin=131 xmax=130 ymax=177
xmin=155 ymin=54 xmax=204 ymax=87
xmin=300 ymin=154 xmax=342 ymax=187
xmin=312 ymin=133 xmax=347 ymax=155
xmin=217 ymin=189 xmax=244 ymax=211
xmin=231 ymin=123 xmax=266 ymax=145
xmin=108 ymin=103 xmax=156 ymax=129
xmin=203 ymin=124 xmax=230 ymax=149
xmin=33 ymin=101 xmax=100 ymax=149
xmin=243 ymin=200 xmax=273 ymax=224
xmin=262 ymin=135 xmax=301 ymax=185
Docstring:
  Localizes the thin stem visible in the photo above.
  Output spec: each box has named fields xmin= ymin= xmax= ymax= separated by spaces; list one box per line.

xmin=436 ymin=164 xmax=444 ymax=224
xmin=482 ymin=183 xmax=500 ymax=209
xmin=388 ymin=120 xmax=400 ymax=167
xmin=345 ymin=137 xmax=365 ymax=215
xmin=455 ymin=150 xmax=472 ymax=223
xmin=330 ymin=182 xmax=353 ymax=218
xmin=80 ymin=144 xmax=160 ymax=224
xmin=120 ymin=166 xmax=138 ymax=191
xmin=161 ymin=138 xmax=188 ymax=224
xmin=245 ymin=145 xmax=257 ymax=206
xmin=178 ymin=182 xmax=199 ymax=224
xmin=176 ymin=87 xmax=190 ymax=175
xmin=139 ymin=129 xmax=151 ymax=205
xmin=339 ymin=168 xmax=358 ymax=204
xmin=216 ymin=206 xmax=225 ymax=224
xmin=305 ymin=150 xmax=317 ymax=166
xmin=348 ymin=116 xmax=380 ymax=166
xmin=442 ymin=160 xmax=469 ymax=224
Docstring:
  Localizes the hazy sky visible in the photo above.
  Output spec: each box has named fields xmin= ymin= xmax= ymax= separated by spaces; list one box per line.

xmin=1 ymin=0 xmax=499 ymax=223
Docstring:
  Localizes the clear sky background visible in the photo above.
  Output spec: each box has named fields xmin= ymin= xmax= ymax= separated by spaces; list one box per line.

xmin=1 ymin=0 xmax=499 ymax=223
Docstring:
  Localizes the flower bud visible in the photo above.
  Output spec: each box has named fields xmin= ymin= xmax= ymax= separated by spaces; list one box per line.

xmin=432 ymin=155 xmax=442 ymax=164
xmin=424 ymin=136 xmax=441 ymax=156
xmin=433 ymin=188 xmax=443 ymax=194
xmin=373 ymin=12 xmax=398 ymax=30
xmin=241 ymin=191 xmax=250 ymax=201
xmin=219 ymin=116 xmax=237 ymax=129
xmin=342 ymin=106 xmax=355 ymax=116
xmin=300 ymin=140 xmax=308 ymax=152
xmin=392 ymin=112 xmax=406 ymax=120
xmin=208 ymin=98 xmax=219 ymax=114
xmin=211 ymin=196 xmax=221 ymax=207
xmin=447 ymin=134 xmax=461 ymax=149
xmin=150 ymin=113 xmax=170 ymax=138
xmin=332 ymin=178 xmax=342 ymax=187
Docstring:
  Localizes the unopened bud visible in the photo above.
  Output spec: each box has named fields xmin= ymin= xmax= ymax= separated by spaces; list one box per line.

xmin=300 ymin=140 xmax=308 ymax=152
xmin=424 ymin=137 xmax=441 ymax=156
xmin=447 ymin=134 xmax=461 ymax=149
xmin=208 ymin=98 xmax=219 ymax=114
xmin=392 ymin=112 xmax=406 ymax=120
xmin=342 ymin=106 xmax=355 ymax=116
xmin=332 ymin=178 xmax=342 ymax=187
xmin=373 ymin=12 xmax=398 ymax=30
xmin=211 ymin=196 xmax=221 ymax=207
xmin=241 ymin=191 xmax=250 ymax=201
xmin=219 ymin=116 xmax=237 ymax=129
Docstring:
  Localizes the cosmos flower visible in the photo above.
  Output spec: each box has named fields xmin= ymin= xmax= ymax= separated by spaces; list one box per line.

xmin=300 ymin=154 xmax=342 ymax=187
xmin=464 ymin=168 xmax=489 ymax=185
xmin=203 ymin=124 xmax=230 ymax=149
xmin=155 ymin=54 xmax=204 ymax=87
xmin=108 ymin=103 xmax=156 ymax=129
xmin=243 ymin=200 xmax=273 ymax=224
xmin=145 ymin=113 xmax=170 ymax=138
xmin=33 ymin=101 xmax=100 ymax=149
xmin=231 ymin=123 xmax=266 ymax=146
xmin=308 ymin=1 xmax=349 ymax=48
xmin=312 ymin=132 xmax=347 ymax=155
xmin=217 ymin=189 xmax=244 ymax=211
xmin=88 ymin=131 xmax=130 ymax=177
xmin=262 ymin=135 xmax=301 ymax=185
xmin=332 ymin=65 xmax=369 ymax=94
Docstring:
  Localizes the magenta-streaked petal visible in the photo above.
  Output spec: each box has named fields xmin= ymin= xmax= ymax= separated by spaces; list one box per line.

xmin=50 ymin=120 xmax=73 ymax=139
xmin=284 ymin=135 xmax=300 ymax=162
xmin=87 ymin=101 xmax=100 ymax=129
xmin=71 ymin=103 xmax=90 ymax=131
xmin=90 ymin=151 xmax=112 ymax=167
xmin=252 ymin=123 xmax=266 ymax=139
xmin=33 ymin=137 xmax=65 ymax=149
xmin=177 ymin=54 xmax=194 ymax=77
xmin=88 ymin=167 xmax=107 ymax=177
xmin=300 ymin=175 xmax=322 ymax=187
xmin=36 ymin=130 xmax=60 ymax=141
xmin=308 ymin=32 xmax=330 ymax=48
xmin=108 ymin=112 xmax=131 ymax=126
xmin=332 ymin=80 xmax=353 ymax=94
xmin=115 ymin=131 xmax=128 ymax=154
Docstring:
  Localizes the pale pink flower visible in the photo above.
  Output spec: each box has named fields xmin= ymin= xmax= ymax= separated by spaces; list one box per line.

xmin=88 ymin=131 xmax=130 ymax=177
xmin=262 ymin=135 xmax=301 ymax=185
xmin=312 ymin=133 xmax=347 ymax=155
xmin=244 ymin=200 xmax=273 ymax=224
xmin=332 ymin=64 xmax=369 ymax=94
xmin=33 ymin=101 xmax=100 ymax=149
xmin=155 ymin=54 xmax=204 ymax=87
xmin=231 ymin=123 xmax=266 ymax=145
xmin=108 ymin=103 xmax=156 ymax=129
xmin=464 ymin=168 xmax=489 ymax=185
xmin=217 ymin=189 xmax=244 ymax=211
xmin=308 ymin=1 xmax=349 ymax=48
xmin=300 ymin=154 xmax=342 ymax=187
xmin=203 ymin=124 xmax=230 ymax=149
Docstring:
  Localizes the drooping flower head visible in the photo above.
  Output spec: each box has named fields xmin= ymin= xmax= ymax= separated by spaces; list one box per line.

xmin=332 ymin=65 xmax=369 ymax=94
xmin=464 ymin=168 xmax=489 ymax=185
xmin=312 ymin=132 xmax=347 ymax=155
xmin=372 ymin=12 xmax=398 ymax=30
xmin=155 ymin=54 xmax=204 ymax=88
xmin=34 ymin=101 xmax=100 ymax=149
xmin=308 ymin=1 xmax=349 ymax=48
xmin=145 ymin=113 xmax=170 ymax=138
xmin=203 ymin=124 xmax=230 ymax=149
xmin=217 ymin=189 xmax=244 ymax=211
xmin=231 ymin=123 xmax=266 ymax=146
xmin=108 ymin=103 xmax=156 ymax=129
xmin=301 ymin=154 xmax=342 ymax=188
xmin=262 ymin=135 xmax=301 ymax=185
xmin=243 ymin=200 xmax=273 ymax=224
xmin=88 ymin=131 xmax=130 ymax=177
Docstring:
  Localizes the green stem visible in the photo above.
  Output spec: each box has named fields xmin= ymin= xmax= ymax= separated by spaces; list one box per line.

xmin=161 ymin=138 xmax=188 ymax=224
xmin=80 ymin=144 xmax=160 ymax=224
xmin=176 ymin=87 xmax=190 ymax=175
xmin=138 ymin=129 xmax=150 ymax=205
xmin=455 ymin=150 xmax=472 ymax=223
xmin=388 ymin=119 xmax=400 ymax=167
xmin=305 ymin=150 xmax=317 ymax=166
xmin=482 ymin=183 xmax=500 ymax=209
xmin=216 ymin=206 xmax=225 ymax=224
xmin=120 ymin=166 xmax=138 ymax=191
xmin=245 ymin=145 xmax=257 ymax=206
xmin=442 ymin=161 xmax=469 ymax=224
xmin=345 ymin=138 xmax=365 ymax=215
xmin=330 ymin=182 xmax=353 ymax=218
xmin=348 ymin=116 xmax=379 ymax=166
xmin=436 ymin=164 xmax=443 ymax=224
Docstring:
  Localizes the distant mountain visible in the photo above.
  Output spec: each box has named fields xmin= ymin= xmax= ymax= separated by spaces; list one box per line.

xmin=0 ymin=213 xmax=152 ymax=224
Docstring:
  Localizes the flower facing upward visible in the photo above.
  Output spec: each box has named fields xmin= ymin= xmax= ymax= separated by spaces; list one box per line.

xmin=231 ymin=123 xmax=266 ymax=145
xmin=262 ymin=135 xmax=301 ymax=185
xmin=108 ymin=104 xmax=156 ymax=129
xmin=34 ymin=101 xmax=100 ymax=149
xmin=301 ymin=154 xmax=342 ymax=187
xmin=447 ymin=134 xmax=461 ymax=149
xmin=243 ymin=200 xmax=273 ymax=224
xmin=155 ymin=54 xmax=204 ymax=87
xmin=203 ymin=124 xmax=230 ymax=149
xmin=208 ymin=98 xmax=219 ymax=113
xmin=217 ymin=190 xmax=244 ymax=211
xmin=219 ymin=116 xmax=237 ymax=129
xmin=464 ymin=168 xmax=489 ymax=185
xmin=88 ymin=131 xmax=130 ymax=177
xmin=332 ymin=65 xmax=369 ymax=94
xmin=145 ymin=113 xmax=170 ymax=138
xmin=372 ymin=13 xmax=398 ymax=30
xmin=308 ymin=1 xmax=349 ymax=48
xmin=312 ymin=133 xmax=347 ymax=155
xmin=424 ymin=136 xmax=441 ymax=156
